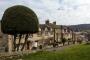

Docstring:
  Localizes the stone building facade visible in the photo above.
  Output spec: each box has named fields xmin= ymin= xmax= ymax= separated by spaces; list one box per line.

xmin=0 ymin=20 xmax=84 ymax=52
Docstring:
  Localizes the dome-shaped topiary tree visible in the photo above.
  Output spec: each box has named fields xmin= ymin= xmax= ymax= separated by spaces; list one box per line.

xmin=1 ymin=5 xmax=39 ymax=51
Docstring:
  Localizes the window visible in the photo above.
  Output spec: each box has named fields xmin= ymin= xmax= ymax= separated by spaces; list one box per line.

xmin=29 ymin=34 xmax=33 ymax=38
xmin=45 ymin=31 xmax=48 ymax=36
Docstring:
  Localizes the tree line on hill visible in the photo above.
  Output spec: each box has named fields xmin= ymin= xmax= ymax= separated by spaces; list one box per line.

xmin=68 ymin=24 xmax=90 ymax=32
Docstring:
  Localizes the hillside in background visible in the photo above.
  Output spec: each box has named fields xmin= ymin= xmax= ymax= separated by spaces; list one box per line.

xmin=68 ymin=24 xmax=90 ymax=32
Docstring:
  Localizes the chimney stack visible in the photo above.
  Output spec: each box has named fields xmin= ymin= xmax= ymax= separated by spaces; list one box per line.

xmin=53 ymin=21 xmax=56 ymax=25
xmin=45 ymin=19 xmax=49 ymax=25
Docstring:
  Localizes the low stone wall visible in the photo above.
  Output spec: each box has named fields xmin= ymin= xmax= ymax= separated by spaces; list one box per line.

xmin=0 ymin=50 xmax=37 ymax=60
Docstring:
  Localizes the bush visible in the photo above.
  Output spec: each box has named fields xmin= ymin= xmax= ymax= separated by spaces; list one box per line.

xmin=1 ymin=5 xmax=39 ymax=34
xmin=61 ymin=38 xmax=66 ymax=46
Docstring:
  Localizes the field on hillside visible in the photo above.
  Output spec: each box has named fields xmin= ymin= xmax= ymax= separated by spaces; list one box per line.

xmin=13 ymin=44 xmax=90 ymax=60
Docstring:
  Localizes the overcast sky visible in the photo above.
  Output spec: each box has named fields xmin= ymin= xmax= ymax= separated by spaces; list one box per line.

xmin=0 ymin=0 xmax=90 ymax=25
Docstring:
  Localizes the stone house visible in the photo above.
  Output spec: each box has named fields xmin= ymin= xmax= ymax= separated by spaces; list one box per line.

xmin=0 ymin=20 xmax=74 ymax=52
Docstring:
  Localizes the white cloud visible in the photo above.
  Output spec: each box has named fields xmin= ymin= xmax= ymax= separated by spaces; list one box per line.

xmin=0 ymin=0 xmax=90 ymax=25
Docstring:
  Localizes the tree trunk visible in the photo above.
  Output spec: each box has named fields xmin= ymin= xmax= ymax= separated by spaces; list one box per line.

xmin=72 ymin=31 xmax=75 ymax=44
xmin=17 ymin=34 xmax=22 ymax=51
xmin=13 ymin=34 xmax=17 ymax=51
xmin=27 ymin=41 xmax=30 ymax=50
xmin=61 ymin=25 xmax=64 ymax=45
xmin=21 ymin=34 xmax=28 ymax=51
xmin=53 ymin=28 xmax=56 ymax=47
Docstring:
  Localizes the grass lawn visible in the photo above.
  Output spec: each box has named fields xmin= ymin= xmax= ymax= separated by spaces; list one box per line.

xmin=17 ymin=44 xmax=90 ymax=60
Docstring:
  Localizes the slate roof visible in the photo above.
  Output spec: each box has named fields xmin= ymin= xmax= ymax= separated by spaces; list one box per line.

xmin=39 ymin=23 xmax=72 ymax=31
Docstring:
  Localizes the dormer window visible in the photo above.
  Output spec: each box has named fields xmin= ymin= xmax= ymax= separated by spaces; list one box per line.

xmin=50 ymin=28 xmax=53 ymax=35
xmin=45 ymin=27 xmax=49 ymax=36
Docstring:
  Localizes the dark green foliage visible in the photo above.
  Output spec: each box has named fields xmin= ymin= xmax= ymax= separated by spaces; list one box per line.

xmin=61 ymin=38 xmax=66 ymax=46
xmin=1 ymin=5 xmax=39 ymax=34
xmin=62 ymin=38 xmax=66 ymax=42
